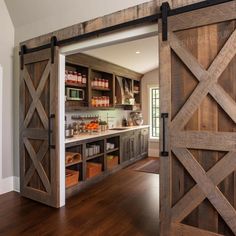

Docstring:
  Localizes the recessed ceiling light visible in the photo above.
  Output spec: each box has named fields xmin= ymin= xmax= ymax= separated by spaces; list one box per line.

xmin=136 ymin=51 xmax=141 ymax=54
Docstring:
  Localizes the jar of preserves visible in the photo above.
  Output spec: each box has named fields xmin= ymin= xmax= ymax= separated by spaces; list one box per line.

xmin=94 ymin=97 xmax=97 ymax=107
xmin=94 ymin=78 xmax=98 ymax=87
xmin=73 ymin=72 xmax=77 ymax=83
xmin=101 ymin=79 xmax=105 ymax=88
xmin=105 ymin=80 xmax=109 ymax=88
xmin=77 ymin=73 xmax=82 ymax=84
xmin=82 ymin=75 xmax=87 ymax=84
xmin=98 ymin=78 xmax=102 ymax=87
xmin=68 ymin=71 xmax=73 ymax=83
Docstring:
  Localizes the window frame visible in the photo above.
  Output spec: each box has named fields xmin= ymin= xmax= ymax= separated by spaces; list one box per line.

xmin=148 ymin=85 xmax=160 ymax=141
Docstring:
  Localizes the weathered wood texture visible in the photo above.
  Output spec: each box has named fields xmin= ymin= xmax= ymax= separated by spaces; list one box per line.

xmin=159 ymin=2 xmax=236 ymax=236
xmin=20 ymin=0 xmax=208 ymax=48
xmin=20 ymin=48 xmax=60 ymax=208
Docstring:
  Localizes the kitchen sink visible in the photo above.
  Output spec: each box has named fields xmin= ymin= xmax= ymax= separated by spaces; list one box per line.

xmin=109 ymin=127 xmax=129 ymax=131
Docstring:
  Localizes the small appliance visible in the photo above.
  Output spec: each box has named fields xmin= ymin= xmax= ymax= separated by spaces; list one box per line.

xmin=66 ymin=87 xmax=85 ymax=101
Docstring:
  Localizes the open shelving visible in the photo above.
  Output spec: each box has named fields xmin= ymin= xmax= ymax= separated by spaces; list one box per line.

xmin=65 ymin=53 xmax=142 ymax=111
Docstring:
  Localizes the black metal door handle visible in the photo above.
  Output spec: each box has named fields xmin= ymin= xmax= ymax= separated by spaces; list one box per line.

xmin=161 ymin=113 xmax=168 ymax=156
xmin=49 ymin=114 xmax=56 ymax=149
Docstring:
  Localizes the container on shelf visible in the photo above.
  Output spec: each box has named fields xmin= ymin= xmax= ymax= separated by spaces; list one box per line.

xmin=82 ymin=75 xmax=87 ymax=84
xmin=66 ymin=169 xmax=79 ymax=188
xmin=106 ymin=143 xmax=115 ymax=150
xmin=77 ymin=73 xmax=82 ymax=84
xmin=105 ymin=80 xmax=109 ymax=88
xmin=86 ymin=162 xmax=102 ymax=179
xmin=107 ymin=156 xmax=118 ymax=170
xmin=65 ymin=152 xmax=81 ymax=165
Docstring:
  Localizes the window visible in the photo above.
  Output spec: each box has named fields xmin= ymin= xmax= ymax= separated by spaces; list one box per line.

xmin=149 ymin=87 xmax=159 ymax=139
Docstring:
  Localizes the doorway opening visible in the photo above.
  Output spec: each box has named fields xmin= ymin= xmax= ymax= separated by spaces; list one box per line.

xmin=58 ymin=24 xmax=159 ymax=207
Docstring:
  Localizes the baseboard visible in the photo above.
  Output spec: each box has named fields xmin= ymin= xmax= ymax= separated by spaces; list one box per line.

xmin=149 ymin=148 xmax=159 ymax=157
xmin=0 ymin=176 xmax=13 ymax=194
xmin=0 ymin=176 xmax=20 ymax=194
xmin=13 ymin=176 xmax=20 ymax=192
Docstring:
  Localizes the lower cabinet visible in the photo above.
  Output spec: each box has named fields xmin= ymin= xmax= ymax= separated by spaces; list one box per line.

xmin=141 ymin=128 xmax=149 ymax=157
xmin=120 ymin=128 xmax=149 ymax=163
xmin=66 ymin=127 xmax=149 ymax=198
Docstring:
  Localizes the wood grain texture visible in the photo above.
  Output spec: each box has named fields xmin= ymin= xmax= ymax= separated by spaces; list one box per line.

xmin=172 ymin=223 xmax=223 ymax=236
xmin=159 ymin=30 xmax=172 ymax=236
xmin=173 ymin=148 xmax=236 ymax=235
xmin=0 ymin=159 xmax=159 ymax=236
xmin=159 ymin=4 xmax=236 ymax=235
xmin=20 ymin=48 xmax=60 ymax=208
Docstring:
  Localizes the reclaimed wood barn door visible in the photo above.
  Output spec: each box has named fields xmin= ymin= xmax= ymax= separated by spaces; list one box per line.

xmin=19 ymin=47 xmax=60 ymax=207
xmin=159 ymin=1 xmax=236 ymax=236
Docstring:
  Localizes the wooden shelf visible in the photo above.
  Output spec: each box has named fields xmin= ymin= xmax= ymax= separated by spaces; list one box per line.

xmin=106 ymin=148 xmax=119 ymax=154
xmin=86 ymin=153 xmax=104 ymax=161
xmin=65 ymin=159 xmax=83 ymax=167
xmin=65 ymin=82 xmax=87 ymax=88
xmin=91 ymin=86 xmax=110 ymax=91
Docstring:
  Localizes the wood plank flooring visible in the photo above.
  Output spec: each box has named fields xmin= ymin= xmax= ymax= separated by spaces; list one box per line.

xmin=0 ymin=158 xmax=159 ymax=236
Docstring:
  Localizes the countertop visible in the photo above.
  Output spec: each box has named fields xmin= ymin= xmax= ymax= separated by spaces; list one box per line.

xmin=65 ymin=125 xmax=150 ymax=144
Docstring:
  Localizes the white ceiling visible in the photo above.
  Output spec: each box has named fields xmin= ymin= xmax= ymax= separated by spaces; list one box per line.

xmin=84 ymin=36 xmax=159 ymax=74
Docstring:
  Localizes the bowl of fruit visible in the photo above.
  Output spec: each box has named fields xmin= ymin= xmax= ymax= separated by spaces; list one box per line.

xmin=85 ymin=121 xmax=100 ymax=133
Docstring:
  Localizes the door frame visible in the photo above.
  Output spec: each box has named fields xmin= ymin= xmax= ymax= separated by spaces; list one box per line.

xmin=0 ymin=65 xmax=2 ymax=188
xmin=59 ymin=24 xmax=158 ymax=206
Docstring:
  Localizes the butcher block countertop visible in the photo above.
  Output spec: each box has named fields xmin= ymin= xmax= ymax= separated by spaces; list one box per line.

xmin=65 ymin=125 xmax=149 ymax=144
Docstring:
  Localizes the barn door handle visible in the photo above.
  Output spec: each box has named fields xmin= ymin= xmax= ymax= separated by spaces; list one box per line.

xmin=49 ymin=114 xmax=56 ymax=149
xmin=161 ymin=113 xmax=169 ymax=156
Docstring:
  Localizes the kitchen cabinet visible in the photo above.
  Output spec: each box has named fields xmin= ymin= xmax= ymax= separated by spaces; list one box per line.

xmin=65 ymin=53 xmax=142 ymax=111
xmin=66 ymin=127 xmax=149 ymax=198
xmin=141 ymin=128 xmax=149 ymax=157
xmin=120 ymin=128 xmax=149 ymax=164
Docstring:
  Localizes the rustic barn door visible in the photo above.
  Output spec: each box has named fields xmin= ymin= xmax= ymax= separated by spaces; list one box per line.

xmin=19 ymin=47 xmax=60 ymax=207
xmin=159 ymin=2 xmax=236 ymax=236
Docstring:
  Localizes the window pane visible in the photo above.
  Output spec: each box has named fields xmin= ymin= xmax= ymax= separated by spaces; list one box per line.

xmin=150 ymin=88 xmax=160 ymax=139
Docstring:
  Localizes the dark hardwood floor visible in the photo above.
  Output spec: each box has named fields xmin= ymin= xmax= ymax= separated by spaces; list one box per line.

xmin=0 ymin=158 xmax=159 ymax=236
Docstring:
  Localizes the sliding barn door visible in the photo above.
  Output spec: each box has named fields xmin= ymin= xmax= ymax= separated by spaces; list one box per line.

xmin=19 ymin=48 xmax=60 ymax=207
xmin=159 ymin=2 xmax=236 ymax=236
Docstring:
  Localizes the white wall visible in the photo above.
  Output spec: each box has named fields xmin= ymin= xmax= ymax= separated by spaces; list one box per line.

xmin=141 ymin=68 xmax=159 ymax=157
xmin=0 ymin=0 xmax=15 ymax=192
xmin=12 ymin=0 xmax=150 ymax=44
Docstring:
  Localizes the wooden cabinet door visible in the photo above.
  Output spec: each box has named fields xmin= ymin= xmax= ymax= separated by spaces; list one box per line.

xmin=20 ymin=48 xmax=60 ymax=208
xmin=129 ymin=135 xmax=136 ymax=160
xmin=141 ymin=128 xmax=149 ymax=156
xmin=159 ymin=2 xmax=236 ymax=236
xmin=121 ymin=134 xmax=130 ymax=163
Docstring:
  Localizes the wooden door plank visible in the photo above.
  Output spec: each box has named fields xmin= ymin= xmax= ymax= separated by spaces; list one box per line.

xmin=172 ymin=223 xmax=224 ymax=236
xmin=173 ymin=148 xmax=236 ymax=234
xmin=171 ymin=131 xmax=236 ymax=152
xmin=159 ymin=30 xmax=172 ymax=236
xmin=171 ymin=152 xmax=236 ymax=223
xmin=169 ymin=1 xmax=236 ymax=32
xmin=170 ymin=28 xmax=236 ymax=131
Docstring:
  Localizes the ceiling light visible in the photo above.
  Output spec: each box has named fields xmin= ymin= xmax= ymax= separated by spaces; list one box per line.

xmin=136 ymin=51 xmax=141 ymax=54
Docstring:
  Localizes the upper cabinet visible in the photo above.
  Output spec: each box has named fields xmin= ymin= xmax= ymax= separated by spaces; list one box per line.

xmin=65 ymin=53 xmax=142 ymax=111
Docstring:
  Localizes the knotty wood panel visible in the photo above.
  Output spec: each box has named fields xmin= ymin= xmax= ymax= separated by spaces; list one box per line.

xmin=159 ymin=3 xmax=236 ymax=235
xmin=20 ymin=48 xmax=60 ymax=208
